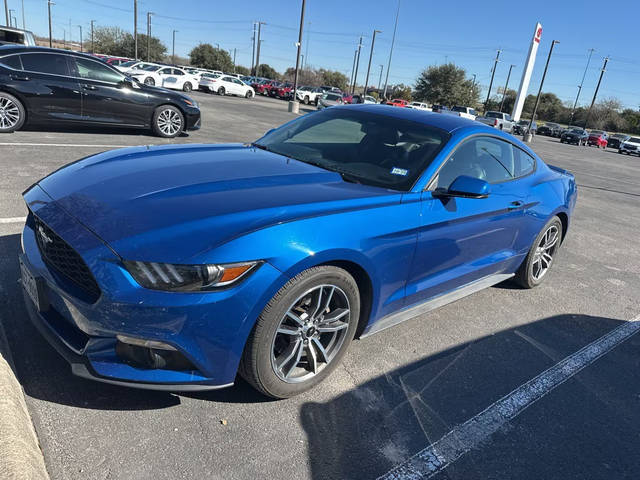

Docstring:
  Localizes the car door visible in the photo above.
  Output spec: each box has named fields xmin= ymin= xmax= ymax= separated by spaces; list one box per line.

xmin=405 ymin=135 xmax=532 ymax=305
xmin=232 ymin=78 xmax=247 ymax=95
xmin=220 ymin=76 xmax=238 ymax=95
xmin=68 ymin=56 xmax=151 ymax=126
xmin=16 ymin=52 xmax=82 ymax=122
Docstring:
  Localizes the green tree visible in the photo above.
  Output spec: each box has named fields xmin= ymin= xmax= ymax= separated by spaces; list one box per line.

xmin=235 ymin=65 xmax=250 ymax=75
xmin=414 ymin=63 xmax=479 ymax=107
xmin=319 ymin=69 xmax=349 ymax=91
xmin=189 ymin=44 xmax=234 ymax=71
xmin=391 ymin=84 xmax=413 ymax=101
xmin=256 ymin=63 xmax=278 ymax=79
xmin=90 ymin=27 xmax=166 ymax=61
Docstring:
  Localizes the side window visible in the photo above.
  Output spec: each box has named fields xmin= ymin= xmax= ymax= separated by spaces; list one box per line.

xmin=222 ymin=76 xmax=234 ymax=82
xmin=172 ymin=69 xmax=184 ymax=75
xmin=0 ymin=54 xmax=22 ymax=70
xmin=71 ymin=57 xmax=123 ymax=83
xmin=20 ymin=53 xmax=70 ymax=76
xmin=513 ymin=147 xmax=535 ymax=178
xmin=159 ymin=68 xmax=172 ymax=74
xmin=233 ymin=79 xmax=243 ymax=85
xmin=433 ymin=137 xmax=516 ymax=189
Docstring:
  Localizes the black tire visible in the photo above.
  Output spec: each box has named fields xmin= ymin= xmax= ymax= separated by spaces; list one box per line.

xmin=618 ymin=150 xmax=623 ymax=154
xmin=183 ymin=82 xmax=192 ymax=92
xmin=514 ymin=216 xmax=563 ymax=289
xmin=0 ymin=92 xmax=26 ymax=133
xmin=303 ymin=95 xmax=310 ymax=105
xmin=151 ymin=105 xmax=184 ymax=138
xmin=144 ymin=77 xmax=155 ymax=86
xmin=245 ymin=90 xmax=253 ymax=98
xmin=218 ymin=86 xmax=225 ymax=96
xmin=240 ymin=266 xmax=360 ymax=399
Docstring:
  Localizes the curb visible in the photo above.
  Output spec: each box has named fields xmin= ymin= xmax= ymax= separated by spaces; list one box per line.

xmin=0 ymin=317 xmax=49 ymax=480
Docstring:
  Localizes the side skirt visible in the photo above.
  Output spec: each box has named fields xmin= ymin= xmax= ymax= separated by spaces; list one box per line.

xmin=361 ymin=273 xmax=514 ymax=338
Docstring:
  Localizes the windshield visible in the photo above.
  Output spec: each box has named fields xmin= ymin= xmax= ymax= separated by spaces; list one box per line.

xmin=485 ymin=112 xmax=502 ymax=118
xmin=628 ymin=137 xmax=640 ymax=143
xmin=452 ymin=106 xmax=466 ymax=112
xmin=570 ymin=129 xmax=584 ymax=133
xmin=545 ymin=123 xmax=559 ymax=127
xmin=590 ymin=130 xmax=604 ymax=135
xmin=119 ymin=60 xmax=137 ymax=67
xmin=137 ymin=64 xmax=160 ymax=72
xmin=254 ymin=108 xmax=449 ymax=191
xmin=518 ymin=120 xmax=529 ymax=125
xmin=324 ymin=93 xmax=341 ymax=101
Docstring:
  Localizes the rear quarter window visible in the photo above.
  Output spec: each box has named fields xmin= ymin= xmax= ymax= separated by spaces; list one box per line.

xmin=0 ymin=54 xmax=22 ymax=70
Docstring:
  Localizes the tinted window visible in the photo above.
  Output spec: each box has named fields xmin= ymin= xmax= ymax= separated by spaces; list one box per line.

xmin=222 ymin=76 xmax=234 ymax=82
xmin=434 ymin=137 xmax=518 ymax=189
xmin=513 ymin=147 xmax=535 ymax=178
xmin=21 ymin=53 xmax=70 ymax=76
xmin=256 ymin=108 xmax=449 ymax=191
xmin=0 ymin=54 xmax=22 ymax=69
xmin=0 ymin=29 xmax=25 ymax=44
xmin=172 ymin=69 xmax=184 ymax=75
xmin=72 ymin=57 xmax=123 ymax=83
xmin=325 ymin=93 xmax=341 ymax=101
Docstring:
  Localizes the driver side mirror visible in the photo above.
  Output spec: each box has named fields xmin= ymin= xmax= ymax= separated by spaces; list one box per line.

xmin=433 ymin=175 xmax=491 ymax=199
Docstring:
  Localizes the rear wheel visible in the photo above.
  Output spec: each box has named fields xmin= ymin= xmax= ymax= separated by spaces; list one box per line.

xmin=182 ymin=82 xmax=192 ymax=92
xmin=240 ymin=266 xmax=359 ymax=398
xmin=514 ymin=216 xmax=563 ymax=289
xmin=0 ymin=92 xmax=25 ymax=133
xmin=152 ymin=105 xmax=184 ymax=138
xmin=144 ymin=77 xmax=155 ymax=86
xmin=218 ymin=86 xmax=225 ymax=96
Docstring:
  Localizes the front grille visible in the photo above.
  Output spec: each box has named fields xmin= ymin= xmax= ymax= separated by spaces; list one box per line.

xmin=33 ymin=214 xmax=101 ymax=302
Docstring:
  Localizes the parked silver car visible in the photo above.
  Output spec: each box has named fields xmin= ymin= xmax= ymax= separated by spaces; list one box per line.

xmin=317 ymin=92 xmax=344 ymax=110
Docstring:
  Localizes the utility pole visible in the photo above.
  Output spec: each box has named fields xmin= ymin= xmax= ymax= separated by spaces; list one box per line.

xmin=133 ymin=0 xmax=138 ymax=60
xmin=382 ymin=0 xmax=400 ymax=99
xmin=8 ymin=8 xmax=13 ymax=26
xmin=290 ymin=0 xmax=306 ymax=113
xmin=377 ymin=64 xmax=383 ymax=90
xmin=304 ymin=21 xmax=311 ymax=70
xmin=233 ymin=48 xmax=237 ymax=72
xmin=584 ymin=56 xmax=609 ymax=130
xmin=172 ymin=30 xmax=177 ymax=64
xmin=499 ymin=64 xmax=515 ymax=112
xmin=527 ymin=40 xmax=559 ymax=139
xmin=351 ymin=35 xmax=363 ymax=95
xmin=90 ymin=20 xmax=95 ymax=53
xmin=63 ymin=29 xmax=65 ymax=49
xmin=255 ymin=22 xmax=264 ymax=76
xmin=349 ymin=49 xmax=357 ymax=91
xmin=569 ymin=48 xmax=595 ymax=125
xmin=146 ymin=12 xmax=153 ymax=62
xmin=3 ymin=0 xmax=8 ymax=27
xmin=47 ymin=1 xmax=54 ymax=47
xmin=21 ymin=0 xmax=24 ymax=28
xmin=78 ymin=25 xmax=83 ymax=52
xmin=484 ymin=49 xmax=502 ymax=111
xmin=470 ymin=73 xmax=477 ymax=104
xmin=251 ymin=22 xmax=257 ymax=75
xmin=362 ymin=29 xmax=381 ymax=99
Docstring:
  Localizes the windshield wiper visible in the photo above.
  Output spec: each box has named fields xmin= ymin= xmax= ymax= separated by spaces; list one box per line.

xmin=251 ymin=142 xmax=269 ymax=151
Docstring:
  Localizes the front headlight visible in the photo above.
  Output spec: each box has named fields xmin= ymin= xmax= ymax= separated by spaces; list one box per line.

xmin=124 ymin=260 xmax=261 ymax=292
xmin=181 ymin=97 xmax=198 ymax=108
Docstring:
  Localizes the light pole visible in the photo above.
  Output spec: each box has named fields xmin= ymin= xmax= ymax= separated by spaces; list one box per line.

xmin=90 ymin=20 xmax=95 ymax=53
xmin=289 ymin=0 xmax=306 ymax=113
xmin=377 ymin=64 xmax=383 ymax=90
xmin=21 ymin=0 xmax=24 ymax=28
xmin=8 ymin=8 xmax=14 ymax=27
xmin=47 ymin=1 xmax=54 ymax=47
xmin=584 ymin=56 xmax=609 ymax=130
xmin=251 ymin=22 xmax=257 ymax=75
xmin=146 ymin=12 xmax=153 ymax=62
xmin=78 ymin=25 xmax=83 ymax=52
xmin=569 ymin=48 xmax=595 ymax=125
xmin=484 ymin=49 xmax=502 ymax=111
xmin=232 ymin=48 xmax=236 ymax=72
xmin=133 ymin=0 xmax=138 ymax=60
xmin=3 ymin=0 xmax=8 ymax=27
xmin=254 ymin=22 xmax=265 ymax=76
xmin=304 ymin=21 xmax=311 ymax=69
xmin=172 ymin=30 xmax=177 ymax=64
xmin=362 ymin=29 xmax=381 ymax=99
xmin=382 ymin=0 xmax=400 ymax=99
xmin=526 ymin=40 xmax=559 ymax=141
xmin=499 ymin=64 xmax=515 ymax=112
xmin=349 ymin=49 xmax=357 ymax=91
xmin=351 ymin=35 xmax=363 ymax=95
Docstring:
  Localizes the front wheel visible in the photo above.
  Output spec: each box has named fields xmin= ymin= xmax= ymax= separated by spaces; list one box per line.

xmin=152 ymin=105 xmax=184 ymax=138
xmin=245 ymin=90 xmax=254 ymax=98
xmin=514 ymin=216 xmax=563 ymax=289
xmin=218 ymin=86 xmax=225 ymax=96
xmin=0 ymin=92 xmax=26 ymax=133
xmin=144 ymin=77 xmax=155 ymax=86
xmin=240 ymin=266 xmax=360 ymax=398
xmin=182 ymin=82 xmax=192 ymax=92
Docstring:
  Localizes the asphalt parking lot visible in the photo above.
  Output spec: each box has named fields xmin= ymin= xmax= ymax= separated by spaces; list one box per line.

xmin=1 ymin=94 xmax=640 ymax=480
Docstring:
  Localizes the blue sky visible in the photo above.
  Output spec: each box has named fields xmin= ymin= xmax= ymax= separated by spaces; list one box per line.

xmin=15 ymin=0 xmax=640 ymax=109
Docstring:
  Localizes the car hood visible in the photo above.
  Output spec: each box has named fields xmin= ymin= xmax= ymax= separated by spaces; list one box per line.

xmin=35 ymin=144 xmax=396 ymax=262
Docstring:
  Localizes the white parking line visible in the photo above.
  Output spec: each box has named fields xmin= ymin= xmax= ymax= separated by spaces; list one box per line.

xmin=0 ymin=217 xmax=26 ymax=224
xmin=0 ymin=142 xmax=132 ymax=148
xmin=378 ymin=314 xmax=640 ymax=480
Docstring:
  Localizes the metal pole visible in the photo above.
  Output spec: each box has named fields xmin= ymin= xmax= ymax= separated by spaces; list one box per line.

xmin=21 ymin=0 xmax=24 ymax=28
xmin=382 ymin=0 xmax=400 ymax=99
xmin=351 ymin=35 xmax=363 ymax=95
xmin=290 ymin=0 xmax=306 ymax=112
xmin=527 ymin=40 xmax=559 ymax=137
xmin=133 ymin=0 xmax=138 ymax=60
xmin=484 ymin=49 xmax=502 ymax=111
xmin=146 ymin=12 xmax=153 ymax=62
xmin=250 ymin=22 xmax=256 ymax=75
xmin=499 ymin=64 xmax=515 ymax=112
xmin=362 ymin=29 xmax=381 ymax=99
xmin=63 ymin=29 xmax=65 ymax=49
xmin=47 ymin=1 xmax=53 ymax=47
xmin=172 ymin=30 xmax=177 ymax=64
xmin=233 ymin=48 xmax=237 ymax=72
xmin=304 ymin=21 xmax=310 ymax=69
xmin=569 ymin=48 xmax=595 ymax=125
xmin=78 ymin=25 xmax=82 ymax=52
xmin=3 ymin=0 xmax=8 ymax=27
xmin=349 ymin=49 xmax=357 ymax=91
xmin=377 ymin=64 xmax=383 ymax=90
xmin=90 ymin=20 xmax=95 ymax=53
xmin=255 ymin=22 xmax=264 ymax=76
xmin=8 ymin=8 xmax=13 ymax=26
xmin=584 ymin=56 xmax=609 ymax=130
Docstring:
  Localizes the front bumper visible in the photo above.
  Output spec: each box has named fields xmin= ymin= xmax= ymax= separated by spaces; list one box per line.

xmin=183 ymin=106 xmax=201 ymax=131
xmin=20 ymin=186 xmax=283 ymax=390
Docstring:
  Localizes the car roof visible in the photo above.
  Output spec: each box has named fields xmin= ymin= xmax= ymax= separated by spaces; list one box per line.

xmin=0 ymin=45 xmax=106 ymax=61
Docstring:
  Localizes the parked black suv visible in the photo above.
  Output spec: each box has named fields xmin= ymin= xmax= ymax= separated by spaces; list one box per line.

xmin=0 ymin=46 xmax=201 ymax=137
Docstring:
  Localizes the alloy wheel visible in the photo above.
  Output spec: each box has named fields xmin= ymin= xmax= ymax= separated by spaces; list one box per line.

xmin=0 ymin=97 xmax=20 ymax=129
xmin=156 ymin=109 xmax=182 ymax=136
xmin=531 ymin=224 xmax=560 ymax=281
xmin=270 ymin=284 xmax=351 ymax=383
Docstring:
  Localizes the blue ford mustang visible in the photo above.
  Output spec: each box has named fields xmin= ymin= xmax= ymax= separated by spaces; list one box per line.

xmin=20 ymin=105 xmax=576 ymax=398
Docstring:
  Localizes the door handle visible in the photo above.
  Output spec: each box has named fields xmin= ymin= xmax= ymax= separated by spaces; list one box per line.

xmin=508 ymin=201 xmax=524 ymax=210
xmin=10 ymin=74 xmax=30 ymax=81
xmin=82 ymin=84 xmax=97 ymax=90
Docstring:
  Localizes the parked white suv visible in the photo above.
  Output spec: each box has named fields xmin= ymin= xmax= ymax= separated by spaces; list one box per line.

xmin=407 ymin=102 xmax=431 ymax=111
xmin=619 ymin=136 xmax=640 ymax=156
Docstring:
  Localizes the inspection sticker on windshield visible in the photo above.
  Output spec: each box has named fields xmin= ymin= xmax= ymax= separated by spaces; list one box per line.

xmin=390 ymin=167 xmax=409 ymax=176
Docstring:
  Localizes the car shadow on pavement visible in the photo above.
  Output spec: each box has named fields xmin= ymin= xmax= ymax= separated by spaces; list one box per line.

xmin=299 ymin=313 xmax=639 ymax=480
xmin=19 ymin=124 xmax=190 ymax=138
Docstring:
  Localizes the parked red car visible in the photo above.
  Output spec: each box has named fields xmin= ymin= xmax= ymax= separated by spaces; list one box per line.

xmin=254 ymin=80 xmax=276 ymax=96
xmin=275 ymin=83 xmax=293 ymax=99
xmin=587 ymin=131 xmax=608 ymax=148
xmin=386 ymin=98 xmax=409 ymax=107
